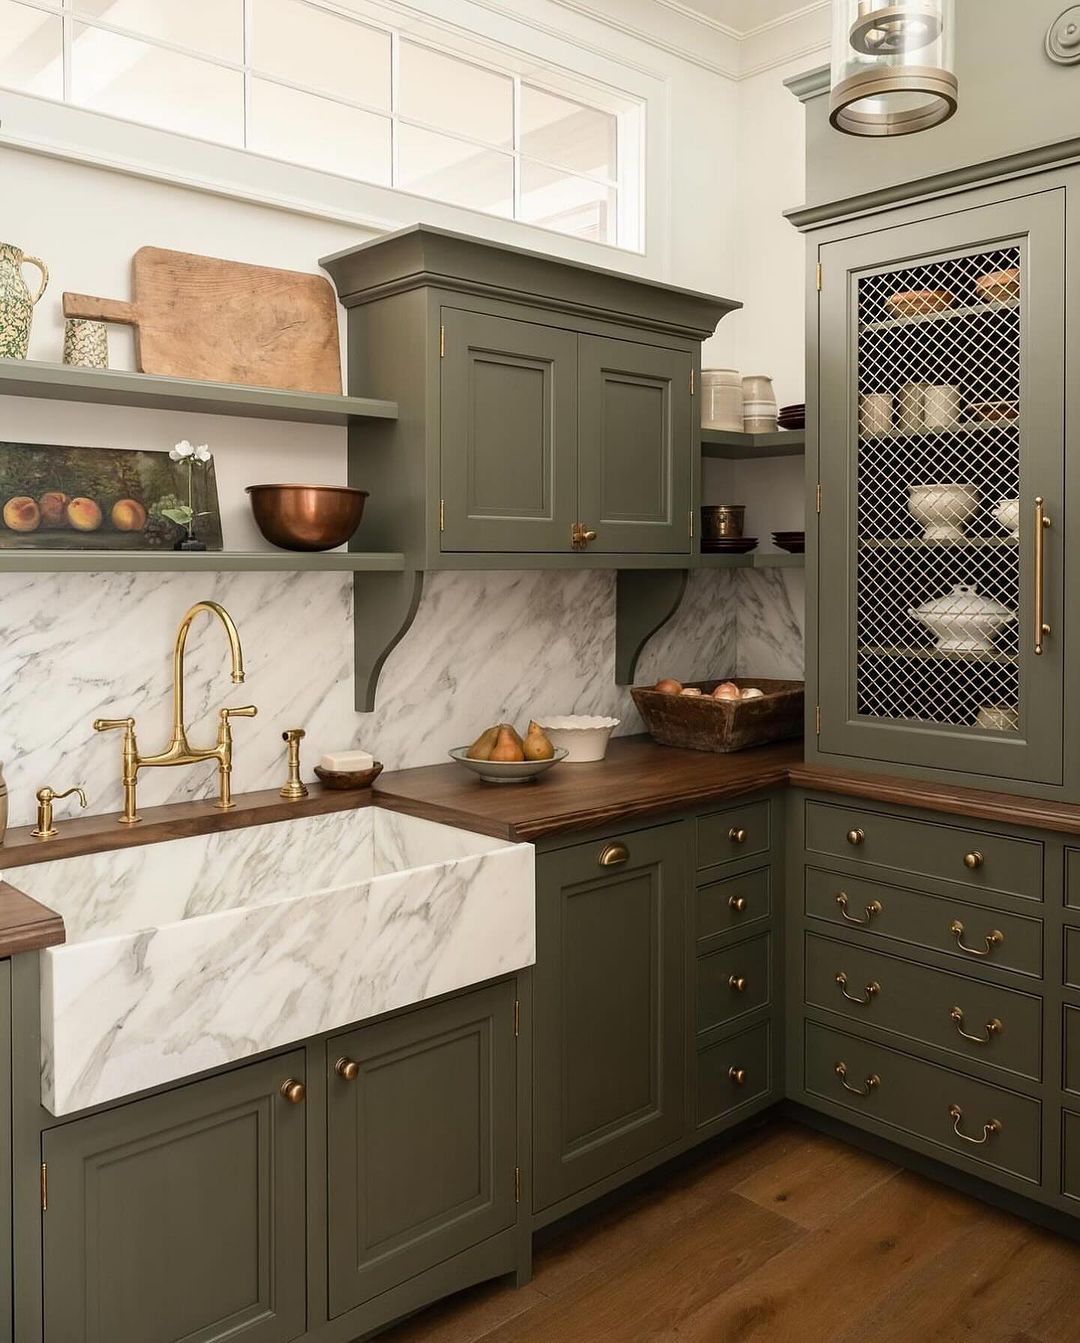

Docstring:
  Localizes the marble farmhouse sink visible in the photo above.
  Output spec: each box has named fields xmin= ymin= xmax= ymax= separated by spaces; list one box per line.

xmin=10 ymin=808 xmax=534 ymax=1116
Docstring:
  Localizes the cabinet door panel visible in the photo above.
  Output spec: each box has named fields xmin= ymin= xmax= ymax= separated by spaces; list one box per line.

xmin=42 ymin=1052 xmax=306 ymax=1343
xmin=440 ymin=308 xmax=577 ymax=552
xmin=817 ymin=189 xmax=1065 ymax=784
xmin=577 ymin=336 xmax=693 ymax=554
xmin=533 ymin=823 xmax=687 ymax=1211
xmin=327 ymin=983 xmax=516 ymax=1318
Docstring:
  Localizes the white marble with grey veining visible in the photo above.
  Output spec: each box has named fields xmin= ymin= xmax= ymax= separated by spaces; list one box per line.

xmin=36 ymin=808 xmax=533 ymax=1115
xmin=736 ymin=569 xmax=805 ymax=679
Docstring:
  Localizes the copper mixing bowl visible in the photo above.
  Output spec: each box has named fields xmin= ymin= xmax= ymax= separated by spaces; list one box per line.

xmin=246 ymin=484 xmax=368 ymax=552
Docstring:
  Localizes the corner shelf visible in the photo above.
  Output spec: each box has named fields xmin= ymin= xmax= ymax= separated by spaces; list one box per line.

xmin=0 ymin=359 xmax=399 ymax=426
xmin=701 ymin=428 xmax=805 ymax=460
xmin=698 ymin=552 xmax=805 ymax=569
xmin=0 ymin=550 xmax=405 ymax=573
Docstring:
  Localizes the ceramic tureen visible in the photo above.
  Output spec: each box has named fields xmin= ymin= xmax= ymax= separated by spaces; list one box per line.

xmin=909 ymin=584 xmax=1014 ymax=653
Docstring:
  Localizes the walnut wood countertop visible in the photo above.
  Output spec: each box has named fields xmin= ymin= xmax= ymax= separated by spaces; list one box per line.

xmin=0 ymin=881 xmax=65 ymax=957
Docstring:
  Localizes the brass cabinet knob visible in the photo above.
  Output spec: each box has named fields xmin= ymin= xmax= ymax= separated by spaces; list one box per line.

xmin=599 ymin=843 xmax=629 ymax=867
xmin=571 ymin=522 xmax=598 ymax=549
xmin=728 ymin=1067 xmax=747 ymax=1086
xmin=335 ymin=1057 xmax=360 ymax=1082
xmin=846 ymin=828 xmax=865 ymax=846
xmin=728 ymin=827 xmax=747 ymax=844
xmin=963 ymin=851 xmax=984 ymax=870
xmin=280 ymin=1078 xmax=306 ymax=1105
xmin=728 ymin=895 xmax=747 ymax=913
xmin=728 ymin=974 xmax=747 ymax=993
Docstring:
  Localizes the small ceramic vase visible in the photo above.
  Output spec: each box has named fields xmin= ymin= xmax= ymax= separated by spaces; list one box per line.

xmin=741 ymin=375 xmax=778 ymax=433
xmin=63 ymin=318 xmax=109 ymax=369
xmin=700 ymin=369 xmax=743 ymax=431
xmin=0 ymin=243 xmax=48 ymax=360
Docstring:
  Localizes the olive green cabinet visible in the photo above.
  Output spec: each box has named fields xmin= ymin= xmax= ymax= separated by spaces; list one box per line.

xmin=326 ymin=982 xmax=518 ymax=1320
xmin=1 ymin=961 xmax=10 ymax=1343
xmin=41 ymin=1050 xmax=307 ymax=1343
xmin=532 ymin=822 xmax=687 ymax=1212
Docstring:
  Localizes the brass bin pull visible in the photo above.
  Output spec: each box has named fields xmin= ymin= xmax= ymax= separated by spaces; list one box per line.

xmin=335 ymin=1057 xmax=360 ymax=1082
xmin=280 ymin=1079 xmax=307 ymax=1105
xmin=599 ymin=843 xmax=629 ymax=867
xmin=728 ymin=1067 xmax=747 ymax=1086
xmin=728 ymin=827 xmax=748 ymax=844
xmin=847 ymin=828 xmax=865 ymax=846
xmin=1034 ymin=496 xmax=1051 ymax=656
xmin=835 ymin=972 xmax=880 ymax=1006
xmin=835 ymin=1062 xmax=880 ymax=1097
xmin=836 ymin=893 xmax=883 ymax=925
xmin=949 ymin=920 xmax=1003 ymax=958
xmin=949 ymin=1104 xmax=1002 ymax=1145
xmin=950 ymin=1007 xmax=1003 ymax=1046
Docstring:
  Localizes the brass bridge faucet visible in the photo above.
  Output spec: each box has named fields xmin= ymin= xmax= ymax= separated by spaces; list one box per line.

xmin=94 ymin=601 xmax=258 ymax=824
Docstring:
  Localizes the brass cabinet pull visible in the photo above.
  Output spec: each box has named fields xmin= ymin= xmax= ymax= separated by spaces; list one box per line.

xmin=599 ymin=842 xmax=629 ymax=867
xmin=728 ymin=895 xmax=747 ymax=913
xmin=949 ymin=920 xmax=1004 ymax=957
xmin=963 ymin=851 xmax=984 ymax=870
xmin=949 ymin=1103 xmax=1002 ymax=1145
xmin=835 ymin=972 xmax=880 ymax=1006
xmin=728 ymin=827 xmax=747 ymax=844
xmin=846 ymin=828 xmax=865 ymax=846
xmin=1034 ymin=496 xmax=1051 ymax=655
xmin=836 ymin=893 xmax=883 ymax=925
xmin=571 ymin=522 xmax=598 ymax=549
xmin=335 ymin=1057 xmax=360 ymax=1081
xmin=728 ymin=975 xmax=747 ymax=993
xmin=280 ymin=1079 xmax=306 ymax=1105
xmin=835 ymin=1062 xmax=880 ymax=1097
xmin=949 ymin=1007 xmax=1003 ymax=1046
xmin=728 ymin=1067 xmax=747 ymax=1086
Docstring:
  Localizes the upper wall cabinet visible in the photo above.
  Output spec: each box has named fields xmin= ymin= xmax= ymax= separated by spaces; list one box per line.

xmin=321 ymin=225 xmax=734 ymax=566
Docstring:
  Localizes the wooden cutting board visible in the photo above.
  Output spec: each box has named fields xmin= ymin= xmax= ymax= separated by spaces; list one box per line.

xmin=63 ymin=247 xmax=342 ymax=394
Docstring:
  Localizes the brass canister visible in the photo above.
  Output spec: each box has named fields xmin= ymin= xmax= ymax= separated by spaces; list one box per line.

xmin=700 ymin=505 xmax=746 ymax=541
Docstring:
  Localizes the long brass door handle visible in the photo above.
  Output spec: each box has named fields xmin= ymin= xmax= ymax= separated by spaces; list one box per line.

xmin=835 ymin=1062 xmax=880 ymax=1097
xmin=949 ymin=920 xmax=1003 ymax=957
xmin=836 ymin=893 xmax=883 ymax=925
xmin=949 ymin=1007 xmax=1002 ymax=1046
xmin=835 ymin=972 xmax=880 ymax=1006
xmin=949 ymin=1104 xmax=1002 ymax=1145
xmin=1034 ymin=496 xmax=1051 ymax=655
xmin=599 ymin=843 xmax=629 ymax=867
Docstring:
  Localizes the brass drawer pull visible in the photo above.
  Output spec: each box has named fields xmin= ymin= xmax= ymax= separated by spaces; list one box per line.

xmin=335 ymin=1056 xmax=360 ymax=1081
xmin=835 ymin=972 xmax=880 ymax=1006
xmin=949 ymin=1007 xmax=1003 ymax=1046
xmin=728 ymin=975 xmax=747 ymax=993
xmin=599 ymin=843 xmax=629 ymax=867
xmin=836 ymin=893 xmax=883 ymax=925
xmin=963 ymin=851 xmax=984 ymax=870
xmin=280 ymin=1078 xmax=306 ymax=1105
xmin=949 ymin=1103 xmax=1002 ymax=1145
xmin=949 ymin=920 xmax=1004 ymax=957
xmin=728 ymin=827 xmax=747 ymax=844
xmin=846 ymin=828 xmax=865 ymax=846
xmin=1034 ymin=495 xmax=1051 ymax=655
xmin=728 ymin=1067 xmax=747 ymax=1086
xmin=728 ymin=895 xmax=747 ymax=913
xmin=835 ymin=1062 xmax=880 ymax=1097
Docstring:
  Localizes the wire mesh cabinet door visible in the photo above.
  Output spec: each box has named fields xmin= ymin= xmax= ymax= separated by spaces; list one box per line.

xmin=817 ymin=188 xmax=1065 ymax=785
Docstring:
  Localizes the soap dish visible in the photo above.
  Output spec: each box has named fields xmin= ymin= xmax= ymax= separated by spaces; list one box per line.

xmin=314 ymin=762 xmax=383 ymax=791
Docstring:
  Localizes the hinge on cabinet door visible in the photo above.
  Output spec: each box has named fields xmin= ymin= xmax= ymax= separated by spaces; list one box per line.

xmin=514 ymin=1166 xmax=521 ymax=1203
xmin=439 ymin=498 xmax=445 ymax=533
xmin=815 ymin=704 xmax=821 ymax=736
xmin=816 ymin=483 xmax=822 ymax=514
xmin=440 ymin=324 xmax=445 ymax=358
xmin=40 ymin=1162 xmax=47 ymax=1212
xmin=816 ymin=263 xmax=823 ymax=292
xmin=514 ymin=999 xmax=520 ymax=1038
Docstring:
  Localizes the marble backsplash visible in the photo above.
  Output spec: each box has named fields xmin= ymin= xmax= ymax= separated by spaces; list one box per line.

xmin=0 ymin=564 xmax=802 ymax=828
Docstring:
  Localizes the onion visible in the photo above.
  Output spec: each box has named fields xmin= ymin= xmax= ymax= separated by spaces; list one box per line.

xmin=655 ymin=678 xmax=683 ymax=695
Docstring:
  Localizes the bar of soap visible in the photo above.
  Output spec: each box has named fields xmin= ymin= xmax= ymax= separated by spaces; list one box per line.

xmin=319 ymin=749 xmax=374 ymax=772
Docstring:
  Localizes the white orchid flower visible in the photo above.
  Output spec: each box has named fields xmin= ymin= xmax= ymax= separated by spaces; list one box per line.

xmin=170 ymin=440 xmax=194 ymax=461
xmin=193 ymin=444 xmax=212 ymax=463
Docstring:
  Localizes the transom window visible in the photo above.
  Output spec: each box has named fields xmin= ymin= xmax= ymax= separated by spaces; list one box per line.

xmin=0 ymin=0 xmax=644 ymax=249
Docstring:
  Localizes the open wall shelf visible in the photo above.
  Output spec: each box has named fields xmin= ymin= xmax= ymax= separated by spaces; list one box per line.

xmin=698 ymin=552 xmax=805 ymax=569
xmin=701 ymin=428 xmax=805 ymax=459
xmin=0 ymin=550 xmax=406 ymax=573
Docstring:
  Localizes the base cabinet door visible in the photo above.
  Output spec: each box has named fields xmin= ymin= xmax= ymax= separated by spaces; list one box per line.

xmin=326 ymin=982 xmax=518 ymax=1319
xmin=533 ymin=822 xmax=687 ymax=1212
xmin=42 ymin=1051 xmax=307 ymax=1343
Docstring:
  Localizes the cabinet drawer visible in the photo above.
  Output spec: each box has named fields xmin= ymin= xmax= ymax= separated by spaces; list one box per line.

xmin=697 ymin=932 xmax=771 ymax=1035
xmin=696 ymin=866 xmax=770 ymax=946
xmin=1065 ymin=927 xmax=1080 ymax=990
xmin=805 ymin=932 xmax=1042 ymax=1081
xmin=805 ymin=1021 xmax=1041 ymax=1185
xmin=697 ymin=1023 xmax=771 ymax=1127
xmin=1065 ymin=1007 xmax=1080 ymax=1095
xmin=698 ymin=801 xmax=771 ymax=870
xmin=804 ymin=867 xmax=1043 ymax=978
xmin=1063 ymin=1112 xmax=1080 ymax=1201
xmin=805 ymin=800 xmax=1043 ymax=901
xmin=1067 ymin=850 xmax=1080 ymax=911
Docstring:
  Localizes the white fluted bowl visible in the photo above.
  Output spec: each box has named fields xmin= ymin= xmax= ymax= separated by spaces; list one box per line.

xmin=908 ymin=484 xmax=979 ymax=542
xmin=534 ymin=716 xmax=620 ymax=762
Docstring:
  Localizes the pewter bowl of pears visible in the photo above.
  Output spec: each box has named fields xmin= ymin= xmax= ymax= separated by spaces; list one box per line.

xmin=449 ymin=722 xmax=568 ymax=784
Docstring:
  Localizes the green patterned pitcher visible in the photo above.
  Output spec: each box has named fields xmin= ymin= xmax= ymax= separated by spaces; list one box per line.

xmin=0 ymin=243 xmax=49 ymax=360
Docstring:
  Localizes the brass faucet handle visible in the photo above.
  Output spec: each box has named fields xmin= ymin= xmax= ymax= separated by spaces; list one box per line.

xmin=220 ymin=705 xmax=258 ymax=722
xmin=93 ymin=716 xmax=136 ymax=734
xmin=32 ymin=784 xmax=88 ymax=840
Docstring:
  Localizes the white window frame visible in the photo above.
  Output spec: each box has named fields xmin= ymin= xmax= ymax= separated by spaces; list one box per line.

xmin=0 ymin=0 xmax=666 ymax=262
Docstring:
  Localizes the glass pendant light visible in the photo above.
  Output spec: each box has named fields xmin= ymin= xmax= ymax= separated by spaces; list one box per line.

xmin=829 ymin=0 xmax=958 ymax=136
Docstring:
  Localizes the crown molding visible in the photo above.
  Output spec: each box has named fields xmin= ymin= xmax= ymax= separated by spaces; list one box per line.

xmin=741 ymin=1 xmax=830 ymax=40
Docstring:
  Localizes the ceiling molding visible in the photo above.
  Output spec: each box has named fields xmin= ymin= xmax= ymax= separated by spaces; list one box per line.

xmin=741 ymin=1 xmax=830 ymax=40
xmin=647 ymin=0 xmax=742 ymax=39
xmin=545 ymin=0 xmax=739 ymax=77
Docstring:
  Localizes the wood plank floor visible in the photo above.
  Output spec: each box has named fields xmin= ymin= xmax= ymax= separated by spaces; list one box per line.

xmin=380 ymin=1120 xmax=1080 ymax=1343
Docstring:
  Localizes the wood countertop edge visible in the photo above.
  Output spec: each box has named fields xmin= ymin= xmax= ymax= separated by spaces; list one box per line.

xmin=0 ymin=881 xmax=66 ymax=957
